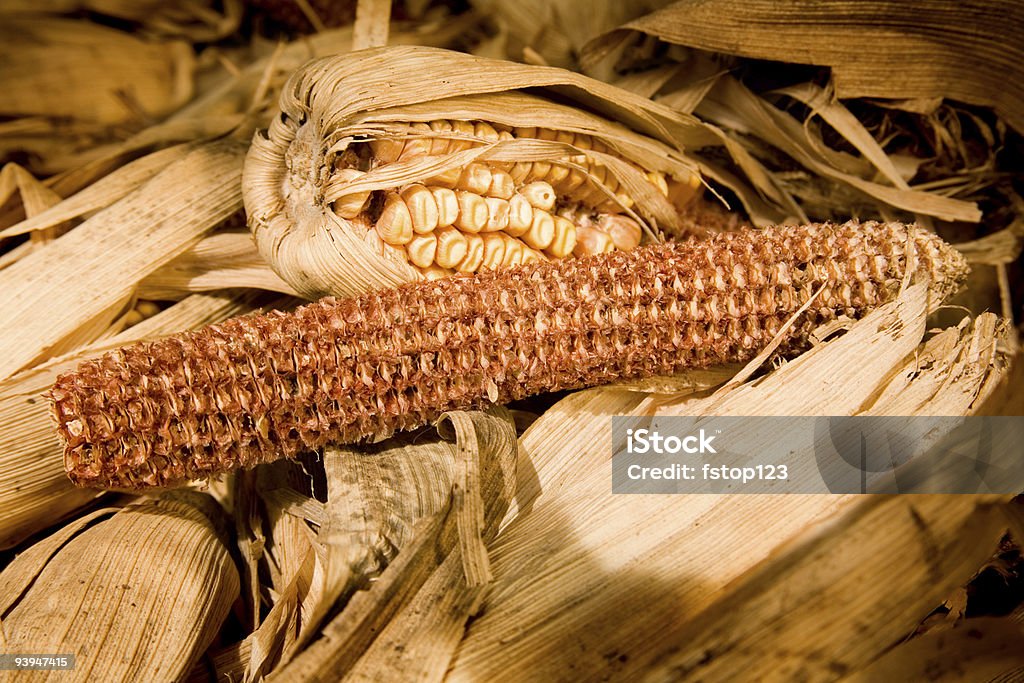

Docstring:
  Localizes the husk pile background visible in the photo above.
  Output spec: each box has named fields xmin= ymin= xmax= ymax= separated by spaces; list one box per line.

xmin=1 ymin=1 xmax=1023 ymax=681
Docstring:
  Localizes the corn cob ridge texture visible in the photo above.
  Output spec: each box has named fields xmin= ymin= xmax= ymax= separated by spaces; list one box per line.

xmin=51 ymin=221 xmax=967 ymax=489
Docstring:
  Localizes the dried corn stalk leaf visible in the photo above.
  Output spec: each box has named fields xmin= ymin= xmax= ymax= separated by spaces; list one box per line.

xmin=267 ymin=408 xmax=517 ymax=682
xmin=1 ymin=493 xmax=239 ymax=683
xmin=0 ymin=290 xmax=270 ymax=549
xmin=449 ymin=288 xmax=1013 ymax=681
xmin=0 ymin=139 xmax=246 ymax=380
xmin=138 ymin=231 xmax=298 ymax=300
xmin=641 ymin=497 xmax=1013 ymax=682
xmin=0 ymin=144 xmax=194 ymax=240
xmin=243 ymin=44 xmax=707 ymax=298
xmin=0 ymin=18 xmax=193 ymax=125
xmin=592 ymin=0 xmax=1024 ymax=133
xmin=845 ymin=617 xmax=1024 ymax=682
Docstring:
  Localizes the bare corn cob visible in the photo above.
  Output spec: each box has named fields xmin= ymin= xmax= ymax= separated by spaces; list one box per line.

xmin=50 ymin=221 xmax=967 ymax=490
xmin=330 ymin=120 xmax=702 ymax=275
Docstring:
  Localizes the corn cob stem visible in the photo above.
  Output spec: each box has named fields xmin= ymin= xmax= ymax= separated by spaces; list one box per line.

xmin=50 ymin=221 xmax=967 ymax=490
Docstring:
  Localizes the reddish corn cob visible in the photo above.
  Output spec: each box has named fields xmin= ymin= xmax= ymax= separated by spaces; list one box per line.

xmin=50 ymin=221 xmax=967 ymax=489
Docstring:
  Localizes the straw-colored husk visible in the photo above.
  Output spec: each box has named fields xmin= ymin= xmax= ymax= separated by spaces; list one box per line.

xmin=589 ymin=0 xmax=1024 ymax=134
xmin=0 ymin=493 xmax=239 ymax=682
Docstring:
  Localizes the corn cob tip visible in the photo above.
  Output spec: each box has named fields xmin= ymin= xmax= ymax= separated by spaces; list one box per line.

xmin=51 ymin=220 xmax=966 ymax=489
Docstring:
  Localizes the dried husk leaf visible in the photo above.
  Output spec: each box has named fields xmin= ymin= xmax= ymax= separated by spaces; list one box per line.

xmin=0 ymin=290 xmax=271 ymax=549
xmin=262 ymin=408 xmax=517 ymax=682
xmin=693 ymin=76 xmax=982 ymax=223
xmin=639 ymin=496 xmax=1013 ymax=682
xmin=243 ymin=44 xmax=706 ymax=299
xmin=0 ymin=493 xmax=239 ymax=683
xmin=0 ymin=139 xmax=246 ymax=380
xmin=844 ymin=617 xmax=1024 ymax=682
xmin=0 ymin=18 xmax=193 ymax=125
xmin=0 ymin=144 xmax=194 ymax=241
xmin=0 ymin=1 xmax=243 ymax=41
xmin=138 ymin=231 xmax=298 ymax=300
xmin=590 ymin=0 xmax=1024 ymax=133
xmin=449 ymin=287 xmax=1014 ymax=681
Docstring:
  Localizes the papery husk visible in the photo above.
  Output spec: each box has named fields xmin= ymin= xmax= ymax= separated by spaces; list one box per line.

xmin=586 ymin=0 xmax=1024 ymax=134
xmin=196 ymin=408 xmax=517 ymax=682
xmin=242 ymin=44 xmax=707 ymax=299
xmin=0 ymin=492 xmax=239 ymax=683
xmin=0 ymin=1 xmax=243 ymax=41
xmin=448 ymin=286 xmax=1015 ymax=681
xmin=0 ymin=289 xmax=275 ymax=549
xmin=0 ymin=17 xmax=194 ymax=175
xmin=844 ymin=617 xmax=1024 ymax=682
xmin=0 ymin=139 xmax=246 ymax=381
xmin=0 ymin=18 xmax=193 ymax=123
xmin=138 ymin=231 xmax=298 ymax=300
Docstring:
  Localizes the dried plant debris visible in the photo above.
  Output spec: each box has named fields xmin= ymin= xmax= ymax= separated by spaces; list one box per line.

xmin=0 ymin=493 xmax=238 ymax=683
xmin=593 ymin=0 xmax=1024 ymax=134
xmin=49 ymin=220 xmax=967 ymax=489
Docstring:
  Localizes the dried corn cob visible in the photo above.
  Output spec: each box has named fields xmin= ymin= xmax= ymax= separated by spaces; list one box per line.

xmin=50 ymin=221 xmax=967 ymax=490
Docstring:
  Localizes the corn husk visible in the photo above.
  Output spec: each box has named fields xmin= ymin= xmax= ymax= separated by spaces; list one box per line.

xmin=192 ymin=408 xmax=517 ymax=682
xmin=0 ymin=140 xmax=245 ymax=381
xmin=0 ymin=1 xmax=244 ymax=41
xmin=243 ymin=44 xmax=708 ymax=299
xmin=588 ymin=0 xmax=1024 ymax=134
xmin=0 ymin=493 xmax=239 ymax=682
xmin=844 ymin=617 xmax=1024 ymax=682
xmin=0 ymin=18 xmax=194 ymax=174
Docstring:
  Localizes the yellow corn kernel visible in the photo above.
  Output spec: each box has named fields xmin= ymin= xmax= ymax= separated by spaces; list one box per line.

xmin=417 ymin=264 xmax=450 ymax=280
xmin=432 ymin=187 xmax=459 ymax=227
xmin=369 ymin=137 xmax=405 ymax=164
xmin=596 ymin=214 xmax=643 ymax=251
xmin=457 ymin=163 xmax=493 ymax=195
xmin=521 ymin=247 xmax=547 ymax=264
xmin=546 ymin=216 xmax=578 ymax=258
xmin=521 ymin=210 xmax=555 ymax=250
xmin=399 ymin=122 xmax=433 ymax=160
xmin=488 ymin=169 xmax=515 ymax=200
xmin=425 ymin=167 xmax=463 ymax=189
xmin=500 ymin=235 xmax=524 ymax=266
xmin=474 ymin=121 xmax=499 ymax=141
xmin=332 ymin=169 xmax=371 ymax=219
xmin=506 ymin=195 xmax=533 ymax=237
xmin=377 ymin=193 xmax=414 ymax=245
xmin=454 ymin=191 xmax=489 ymax=233
xmin=406 ymin=232 xmax=438 ymax=268
xmin=435 ymin=226 xmax=469 ymax=268
xmin=573 ymin=225 xmax=615 ymax=256
xmin=480 ymin=233 xmax=506 ymax=269
xmin=520 ymin=181 xmax=556 ymax=211
xmin=457 ymin=234 xmax=485 ymax=273
xmin=646 ymin=171 xmax=669 ymax=197
xmin=483 ymin=197 xmax=510 ymax=232
xmin=401 ymin=184 xmax=439 ymax=234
